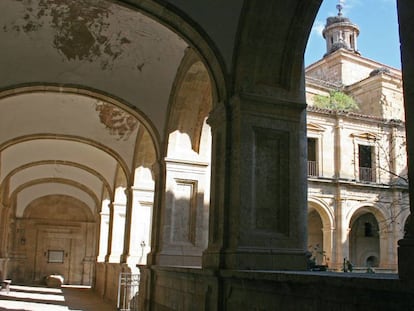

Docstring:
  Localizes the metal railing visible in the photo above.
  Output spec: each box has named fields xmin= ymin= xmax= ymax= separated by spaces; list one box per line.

xmin=117 ymin=272 xmax=140 ymax=311
xmin=359 ymin=167 xmax=375 ymax=182
xmin=307 ymin=161 xmax=318 ymax=177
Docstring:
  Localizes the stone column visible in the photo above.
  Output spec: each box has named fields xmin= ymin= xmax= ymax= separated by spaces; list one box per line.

xmin=107 ymin=202 xmax=126 ymax=263
xmin=203 ymin=94 xmax=307 ymax=270
xmin=397 ymin=0 xmax=414 ymax=280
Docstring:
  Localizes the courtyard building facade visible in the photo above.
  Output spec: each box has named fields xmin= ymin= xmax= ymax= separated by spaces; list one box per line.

xmin=305 ymin=8 xmax=408 ymax=272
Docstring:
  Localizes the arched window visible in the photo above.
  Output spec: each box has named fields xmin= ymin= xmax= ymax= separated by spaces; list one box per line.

xmin=366 ymin=255 xmax=379 ymax=267
xmin=364 ymin=222 xmax=373 ymax=237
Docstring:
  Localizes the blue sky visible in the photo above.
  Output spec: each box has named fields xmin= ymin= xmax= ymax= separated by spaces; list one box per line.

xmin=305 ymin=0 xmax=401 ymax=69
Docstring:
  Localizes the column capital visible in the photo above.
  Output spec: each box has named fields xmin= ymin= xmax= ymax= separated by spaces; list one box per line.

xmin=207 ymin=102 xmax=227 ymax=128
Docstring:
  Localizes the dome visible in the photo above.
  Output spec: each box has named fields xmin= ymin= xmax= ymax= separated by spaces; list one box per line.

xmin=326 ymin=16 xmax=352 ymax=27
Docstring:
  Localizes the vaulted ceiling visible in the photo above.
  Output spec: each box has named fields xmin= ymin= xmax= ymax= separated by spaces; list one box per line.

xmin=0 ymin=0 xmax=319 ymax=219
xmin=0 ymin=87 xmax=150 ymax=216
xmin=0 ymin=0 xmax=190 ymax=217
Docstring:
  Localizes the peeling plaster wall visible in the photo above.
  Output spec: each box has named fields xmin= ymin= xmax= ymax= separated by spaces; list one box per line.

xmin=0 ymin=0 xmax=188 ymax=138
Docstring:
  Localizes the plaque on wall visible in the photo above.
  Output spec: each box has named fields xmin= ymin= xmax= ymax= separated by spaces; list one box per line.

xmin=48 ymin=250 xmax=64 ymax=263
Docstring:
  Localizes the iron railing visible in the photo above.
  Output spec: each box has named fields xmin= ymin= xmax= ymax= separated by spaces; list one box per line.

xmin=359 ymin=167 xmax=375 ymax=182
xmin=117 ymin=272 xmax=140 ymax=311
xmin=307 ymin=160 xmax=318 ymax=177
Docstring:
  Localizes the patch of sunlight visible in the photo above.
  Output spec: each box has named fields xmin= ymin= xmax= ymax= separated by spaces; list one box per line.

xmin=62 ymin=284 xmax=91 ymax=289
xmin=0 ymin=300 xmax=70 ymax=311
xmin=9 ymin=284 xmax=62 ymax=294
xmin=0 ymin=290 xmax=65 ymax=302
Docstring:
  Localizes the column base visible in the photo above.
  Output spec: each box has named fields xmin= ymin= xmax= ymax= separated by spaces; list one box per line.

xmin=107 ymin=254 xmax=122 ymax=263
xmin=398 ymin=238 xmax=414 ymax=280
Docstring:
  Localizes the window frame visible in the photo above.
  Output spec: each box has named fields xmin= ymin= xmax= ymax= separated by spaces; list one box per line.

xmin=351 ymin=132 xmax=378 ymax=183
xmin=307 ymin=123 xmax=325 ymax=178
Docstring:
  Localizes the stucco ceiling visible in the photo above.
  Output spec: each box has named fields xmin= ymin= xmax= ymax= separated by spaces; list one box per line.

xmin=0 ymin=0 xmax=195 ymax=216
xmin=0 ymin=0 xmax=188 ymax=136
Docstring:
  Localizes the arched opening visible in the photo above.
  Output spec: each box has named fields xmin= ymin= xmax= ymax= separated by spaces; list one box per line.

xmin=0 ymin=86 xmax=158 ymax=296
xmin=307 ymin=200 xmax=334 ymax=268
xmin=305 ymin=0 xmax=406 ymax=273
xmin=349 ymin=212 xmax=380 ymax=267
xmin=158 ymin=48 xmax=213 ymax=267
xmin=366 ymin=255 xmax=379 ymax=268
xmin=0 ymin=0 xmax=227 ymax=305
xmin=308 ymin=209 xmax=324 ymax=265
xmin=1 ymin=0 xmax=414 ymax=309
xmin=18 ymin=195 xmax=95 ymax=285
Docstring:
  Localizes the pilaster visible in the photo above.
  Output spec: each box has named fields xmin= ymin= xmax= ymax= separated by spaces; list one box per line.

xmin=203 ymin=94 xmax=308 ymax=270
xmin=146 ymin=160 xmax=165 ymax=266
xmin=155 ymin=157 xmax=210 ymax=267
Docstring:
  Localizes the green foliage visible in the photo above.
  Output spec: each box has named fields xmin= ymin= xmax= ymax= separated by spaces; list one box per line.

xmin=313 ymin=91 xmax=359 ymax=111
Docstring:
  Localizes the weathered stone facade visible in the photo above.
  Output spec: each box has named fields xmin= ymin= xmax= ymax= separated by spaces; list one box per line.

xmin=305 ymin=12 xmax=408 ymax=272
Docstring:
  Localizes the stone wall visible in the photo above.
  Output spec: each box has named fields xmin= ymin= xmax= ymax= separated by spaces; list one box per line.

xmin=94 ymin=263 xmax=107 ymax=299
xmin=139 ymin=266 xmax=414 ymax=311
xmin=94 ymin=262 xmax=130 ymax=307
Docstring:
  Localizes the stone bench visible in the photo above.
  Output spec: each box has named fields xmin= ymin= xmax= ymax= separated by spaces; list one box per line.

xmin=45 ymin=275 xmax=64 ymax=288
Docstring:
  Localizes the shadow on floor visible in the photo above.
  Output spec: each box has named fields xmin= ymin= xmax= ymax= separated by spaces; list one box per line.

xmin=0 ymin=284 xmax=115 ymax=311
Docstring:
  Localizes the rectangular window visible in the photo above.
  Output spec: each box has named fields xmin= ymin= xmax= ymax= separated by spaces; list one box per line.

xmin=308 ymin=138 xmax=318 ymax=177
xmin=358 ymin=144 xmax=375 ymax=182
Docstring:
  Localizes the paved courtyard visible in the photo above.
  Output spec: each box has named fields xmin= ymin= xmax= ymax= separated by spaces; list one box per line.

xmin=0 ymin=284 xmax=115 ymax=311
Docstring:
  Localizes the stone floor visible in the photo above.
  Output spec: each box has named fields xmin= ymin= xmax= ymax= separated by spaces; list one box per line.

xmin=0 ymin=284 xmax=115 ymax=311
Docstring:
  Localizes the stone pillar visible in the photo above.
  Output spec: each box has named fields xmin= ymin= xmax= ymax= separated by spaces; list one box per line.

xmin=203 ymin=94 xmax=307 ymax=270
xmin=0 ymin=204 xmax=9 ymax=279
xmin=107 ymin=202 xmax=126 ymax=263
xmin=121 ymin=187 xmax=133 ymax=264
xmin=322 ymin=227 xmax=334 ymax=267
xmin=155 ymin=158 xmax=210 ymax=267
xmin=397 ymin=0 xmax=414 ymax=280
xmin=146 ymin=161 xmax=165 ymax=266
xmin=332 ymin=115 xmax=346 ymax=271
xmin=199 ymin=103 xmax=227 ymax=269
xmin=97 ymin=203 xmax=110 ymax=262
xmin=124 ymin=186 xmax=153 ymax=270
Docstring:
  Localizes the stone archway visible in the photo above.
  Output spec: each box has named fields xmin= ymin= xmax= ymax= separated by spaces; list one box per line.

xmin=349 ymin=212 xmax=380 ymax=268
xmin=308 ymin=199 xmax=335 ymax=267
xmin=308 ymin=209 xmax=324 ymax=265
xmin=154 ymin=48 xmax=213 ymax=267
xmin=19 ymin=195 xmax=95 ymax=285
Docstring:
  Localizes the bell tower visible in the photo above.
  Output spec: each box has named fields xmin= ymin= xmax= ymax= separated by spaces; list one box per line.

xmin=322 ymin=2 xmax=360 ymax=56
